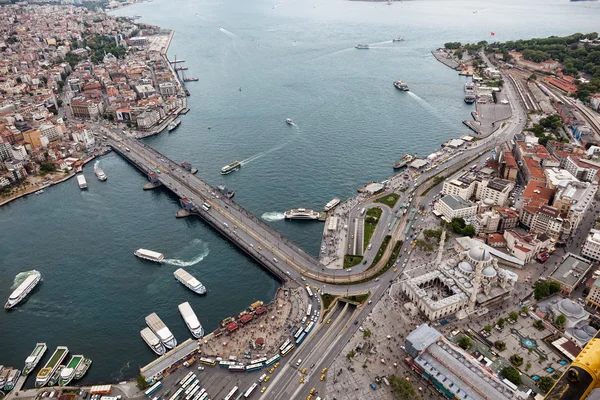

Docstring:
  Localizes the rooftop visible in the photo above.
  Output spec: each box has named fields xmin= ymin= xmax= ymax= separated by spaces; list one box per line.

xmin=550 ymin=253 xmax=593 ymax=288
xmin=440 ymin=194 xmax=475 ymax=211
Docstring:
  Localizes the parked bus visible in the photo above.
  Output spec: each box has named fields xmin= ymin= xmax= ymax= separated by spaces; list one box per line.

xmin=185 ymin=381 xmax=199 ymax=396
xmin=279 ymin=339 xmax=291 ymax=352
xmin=198 ymin=393 xmax=208 ymax=400
xmin=296 ymin=332 xmax=307 ymax=345
xmin=202 ymin=203 xmax=211 ymax=211
xmin=306 ymin=286 xmax=313 ymax=297
xmin=181 ymin=376 xmax=196 ymax=390
xmin=223 ymin=386 xmax=238 ymax=400
xmin=281 ymin=344 xmax=295 ymax=356
xmin=228 ymin=365 xmax=246 ymax=372
xmin=305 ymin=321 xmax=315 ymax=334
xmin=243 ymin=383 xmax=258 ymax=398
xmin=185 ymin=386 xmax=200 ymax=400
xmin=145 ymin=382 xmax=163 ymax=397
xmin=294 ymin=327 xmax=304 ymax=339
xmin=250 ymin=357 xmax=267 ymax=365
xmin=219 ymin=360 xmax=236 ymax=368
xmin=246 ymin=363 xmax=263 ymax=372
xmin=168 ymin=388 xmax=184 ymax=400
xmin=265 ymin=354 xmax=280 ymax=367
xmin=307 ymin=304 xmax=312 ymax=317
xmin=360 ymin=208 xmax=366 ymax=216
xmin=180 ymin=372 xmax=195 ymax=387
xmin=194 ymin=389 xmax=206 ymax=400
xmin=199 ymin=357 xmax=216 ymax=366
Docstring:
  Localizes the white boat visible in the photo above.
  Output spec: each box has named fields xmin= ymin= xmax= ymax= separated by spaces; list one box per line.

xmin=5 ymin=271 xmax=42 ymax=309
xmin=168 ymin=119 xmax=181 ymax=132
xmin=35 ymin=190 xmax=44 ymax=195
xmin=178 ymin=302 xmax=205 ymax=338
xmin=221 ymin=161 xmax=241 ymax=175
xmin=355 ymin=44 xmax=369 ymax=49
xmin=284 ymin=208 xmax=321 ymax=220
xmin=36 ymin=346 xmax=68 ymax=388
xmin=4 ymin=368 xmax=20 ymax=391
xmin=286 ymin=118 xmax=293 ymax=125
xmin=94 ymin=167 xmax=107 ymax=181
xmin=140 ymin=327 xmax=166 ymax=356
xmin=393 ymin=80 xmax=409 ymax=91
xmin=134 ymin=248 xmax=165 ymax=263
xmin=58 ymin=355 xmax=83 ymax=386
xmin=146 ymin=313 xmax=177 ymax=349
xmin=23 ymin=343 xmax=47 ymax=375
xmin=76 ymin=174 xmax=87 ymax=189
xmin=323 ymin=198 xmax=341 ymax=212
xmin=174 ymin=268 xmax=206 ymax=295
xmin=392 ymin=36 xmax=405 ymax=42
xmin=0 ymin=367 xmax=8 ymax=390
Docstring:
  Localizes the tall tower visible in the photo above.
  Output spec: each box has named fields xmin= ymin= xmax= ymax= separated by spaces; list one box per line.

xmin=469 ymin=246 xmax=486 ymax=308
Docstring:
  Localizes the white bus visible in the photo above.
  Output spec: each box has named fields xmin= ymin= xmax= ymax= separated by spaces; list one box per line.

xmin=145 ymin=382 xmax=162 ymax=397
xmin=224 ymin=386 xmax=238 ymax=400
xmin=168 ymin=388 xmax=184 ymax=400
xmin=306 ymin=286 xmax=313 ymax=297
xmin=294 ymin=327 xmax=304 ymax=339
xmin=249 ymin=357 xmax=267 ymax=365
xmin=360 ymin=208 xmax=366 ymax=216
xmin=281 ymin=344 xmax=295 ymax=356
xmin=279 ymin=339 xmax=291 ymax=352
xmin=180 ymin=372 xmax=195 ymax=387
xmin=307 ymin=304 xmax=312 ymax=316
xmin=243 ymin=383 xmax=258 ymax=398
xmin=186 ymin=386 xmax=200 ymax=400
xmin=202 ymin=203 xmax=211 ymax=211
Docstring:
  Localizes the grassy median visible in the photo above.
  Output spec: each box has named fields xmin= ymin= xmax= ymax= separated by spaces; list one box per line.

xmin=344 ymin=255 xmax=363 ymax=269
xmin=375 ymin=193 xmax=400 ymax=208
xmin=364 ymin=207 xmax=383 ymax=248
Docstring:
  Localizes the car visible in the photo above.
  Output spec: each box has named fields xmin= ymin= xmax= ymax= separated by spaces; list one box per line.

xmin=306 ymin=396 xmax=312 ymax=400
xmin=273 ymin=257 xmax=278 ymax=263
xmin=327 ymin=319 xmax=332 ymax=324
xmin=269 ymin=367 xmax=275 ymax=374
xmin=223 ymin=222 xmax=229 ymax=227
xmin=301 ymin=368 xmax=307 ymax=374
xmin=368 ymin=243 xmax=372 ymax=250
xmin=261 ymin=387 xmax=267 ymax=394
xmin=359 ymin=326 xmax=364 ymax=332
xmin=310 ymin=388 xmax=316 ymax=395
xmin=306 ymin=283 xmax=310 ymax=287
xmin=314 ymin=286 xmax=319 ymax=291
xmin=197 ymin=366 xmax=204 ymax=370
xmin=258 ymin=246 xmax=262 ymax=250
xmin=351 ymin=234 xmax=354 ymax=239
xmin=347 ymin=268 xmax=352 ymax=272
xmin=354 ymin=320 xmax=358 ymax=325
xmin=368 ymin=300 xmax=372 ymax=304
xmin=320 ymin=374 xmax=325 ymax=381
xmin=363 ymin=260 xmax=367 ymax=265
xmin=250 ymin=243 xmax=254 ymax=248
xmin=301 ymin=276 xmax=306 ymax=281
xmin=286 ymin=271 xmax=291 ymax=276
xmin=322 ymin=368 xmax=328 ymax=374
xmin=299 ymin=377 xmax=305 ymax=384
xmin=264 ymin=375 xmax=270 ymax=383
xmin=274 ymin=362 xmax=280 ymax=368
xmin=348 ymin=244 xmax=351 ymax=249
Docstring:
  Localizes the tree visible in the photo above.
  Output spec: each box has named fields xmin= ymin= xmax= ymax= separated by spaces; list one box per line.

xmin=534 ymin=280 xmax=551 ymax=300
xmin=444 ymin=42 xmax=462 ymax=50
xmin=548 ymin=281 xmax=561 ymax=295
xmin=533 ymin=320 xmax=545 ymax=330
xmin=509 ymin=311 xmax=519 ymax=321
xmin=494 ymin=340 xmax=506 ymax=351
xmin=389 ymin=375 xmax=420 ymax=400
xmin=538 ymin=376 xmax=556 ymax=393
xmin=555 ymin=314 xmax=567 ymax=327
xmin=40 ymin=163 xmax=57 ymax=173
xmin=510 ymin=354 xmax=524 ymax=366
xmin=484 ymin=324 xmax=492 ymax=334
xmin=502 ymin=366 xmax=522 ymax=386
xmin=497 ymin=317 xmax=505 ymax=329
xmin=458 ymin=336 xmax=472 ymax=350
xmin=136 ymin=375 xmax=149 ymax=390
xmin=363 ymin=328 xmax=372 ymax=338
xmin=521 ymin=305 xmax=530 ymax=314
xmin=346 ymin=350 xmax=355 ymax=360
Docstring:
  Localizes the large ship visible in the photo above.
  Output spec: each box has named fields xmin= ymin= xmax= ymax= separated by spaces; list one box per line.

xmin=393 ymin=80 xmax=409 ymax=91
xmin=4 ymin=368 xmax=21 ymax=391
xmin=5 ymin=271 xmax=42 ymax=309
xmin=73 ymin=358 xmax=91 ymax=380
xmin=393 ymin=154 xmax=414 ymax=169
xmin=221 ymin=161 xmax=241 ymax=175
xmin=168 ymin=119 xmax=182 ymax=132
xmin=174 ymin=268 xmax=207 ymax=295
xmin=94 ymin=167 xmax=107 ymax=181
xmin=355 ymin=44 xmax=369 ymax=49
xmin=47 ymin=366 xmax=63 ymax=387
xmin=134 ymin=248 xmax=165 ymax=263
xmin=58 ymin=355 xmax=83 ymax=386
xmin=178 ymin=302 xmax=205 ymax=339
xmin=36 ymin=346 xmax=68 ymax=387
xmin=76 ymin=174 xmax=87 ymax=189
xmin=284 ymin=208 xmax=320 ymax=220
xmin=323 ymin=198 xmax=341 ymax=212
xmin=146 ymin=313 xmax=177 ymax=349
xmin=464 ymin=91 xmax=476 ymax=104
xmin=217 ymin=184 xmax=235 ymax=199
xmin=140 ymin=328 xmax=166 ymax=356
xmin=0 ymin=367 xmax=9 ymax=390
xmin=23 ymin=343 xmax=47 ymax=375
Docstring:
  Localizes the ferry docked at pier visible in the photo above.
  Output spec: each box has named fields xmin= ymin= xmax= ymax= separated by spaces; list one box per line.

xmin=73 ymin=358 xmax=91 ymax=380
xmin=392 ymin=36 xmax=405 ymax=42
xmin=168 ymin=119 xmax=182 ymax=132
xmin=0 ymin=367 xmax=9 ymax=390
xmin=47 ymin=366 xmax=63 ymax=387
xmin=174 ymin=268 xmax=207 ymax=295
xmin=393 ymin=154 xmax=414 ymax=169
xmin=464 ymin=91 xmax=476 ymax=104
xmin=284 ymin=208 xmax=320 ymax=220
xmin=94 ymin=167 xmax=107 ymax=181
xmin=4 ymin=368 xmax=21 ymax=391
xmin=76 ymin=174 xmax=87 ymax=189
xmin=355 ymin=44 xmax=369 ymax=49
xmin=140 ymin=327 xmax=166 ymax=356
xmin=393 ymin=80 xmax=409 ymax=91
xmin=146 ymin=312 xmax=177 ymax=349
xmin=5 ymin=271 xmax=42 ymax=309
xmin=178 ymin=302 xmax=205 ymax=338
xmin=221 ymin=161 xmax=241 ymax=175
xmin=36 ymin=346 xmax=69 ymax=387
xmin=134 ymin=248 xmax=165 ymax=263
xmin=23 ymin=343 xmax=47 ymax=375
xmin=323 ymin=198 xmax=341 ymax=212
xmin=217 ymin=184 xmax=235 ymax=199
xmin=58 ymin=355 xmax=84 ymax=386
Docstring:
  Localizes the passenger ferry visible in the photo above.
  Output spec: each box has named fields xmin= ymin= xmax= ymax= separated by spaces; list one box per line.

xmin=94 ymin=167 xmax=107 ymax=181
xmin=284 ymin=208 xmax=320 ymax=220
xmin=47 ymin=366 xmax=63 ymax=387
xmin=464 ymin=91 xmax=476 ymax=104
xmin=221 ymin=161 xmax=241 ymax=175
xmin=355 ymin=44 xmax=369 ymax=49
xmin=58 ymin=355 xmax=83 ymax=386
xmin=5 ymin=271 xmax=42 ymax=309
xmin=168 ymin=119 xmax=182 ymax=132
xmin=140 ymin=327 xmax=166 ymax=356
xmin=134 ymin=248 xmax=165 ymax=263
xmin=393 ymin=154 xmax=414 ymax=169
xmin=36 ymin=346 xmax=68 ymax=387
xmin=23 ymin=343 xmax=47 ymax=375
xmin=146 ymin=313 xmax=177 ymax=349
xmin=392 ymin=36 xmax=405 ymax=42
xmin=178 ymin=302 xmax=205 ymax=338
xmin=76 ymin=174 xmax=87 ymax=189
xmin=0 ymin=367 xmax=9 ymax=390
xmin=393 ymin=80 xmax=409 ymax=91
xmin=73 ymin=358 xmax=92 ymax=380
xmin=174 ymin=268 xmax=207 ymax=295
xmin=4 ymin=368 xmax=21 ymax=391
xmin=323 ymin=198 xmax=341 ymax=212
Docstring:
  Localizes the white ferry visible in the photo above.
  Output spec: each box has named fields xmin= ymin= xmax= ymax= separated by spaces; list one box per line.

xmin=140 ymin=327 xmax=166 ymax=356
xmin=4 ymin=369 xmax=21 ymax=391
xmin=178 ymin=302 xmax=205 ymax=338
xmin=76 ymin=174 xmax=87 ymax=189
xmin=36 ymin=346 xmax=68 ymax=388
xmin=168 ymin=119 xmax=182 ymax=132
xmin=284 ymin=208 xmax=320 ymax=220
xmin=174 ymin=268 xmax=207 ymax=295
xmin=286 ymin=118 xmax=293 ymax=125
xmin=393 ymin=36 xmax=405 ymax=42
xmin=58 ymin=355 xmax=83 ymax=386
xmin=134 ymin=248 xmax=165 ymax=263
xmin=23 ymin=343 xmax=47 ymax=375
xmin=0 ymin=368 xmax=9 ymax=390
xmin=94 ymin=167 xmax=107 ymax=181
xmin=221 ymin=161 xmax=241 ymax=175
xmin=323 ymin=198 xmax=341 ymax=212
xmin=393 ymin=80 xmax=409 ymax=91
xmin=5 ymin=271 xmax=42 ymax=309
xmin=145 ymin=312 xmax=177 ymax=349
xmin=355 ymin=44 xmax=369 ymax=49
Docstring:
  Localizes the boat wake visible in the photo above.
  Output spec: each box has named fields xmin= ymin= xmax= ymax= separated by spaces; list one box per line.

xmin=240 ymin=140 xmax=291 ymax=166
xmin=162 ymin=239 xmax=209 ymax=267
xmin=94 ymin=160 xmax=100 ymax=169
xmin=407 ymin=91 xmax=454 ymax=129
xmin=261 ymin=212 xmax=285 ymax=222
xmin=12 ymin=270 xmax=40 ymax=289
xmin=218 ymin=27 xmax=237 ymax=38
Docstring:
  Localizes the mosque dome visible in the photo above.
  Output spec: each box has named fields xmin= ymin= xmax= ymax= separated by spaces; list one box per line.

xmin=458 ymin=261 xmax=473 ymax=274
xmin=558 ymin=299 xmax=584 ymax=317
xmin=482 ymin=266 xmax=497 ymax=278
xmin=469 ymin=246 xmax=491 ymax=262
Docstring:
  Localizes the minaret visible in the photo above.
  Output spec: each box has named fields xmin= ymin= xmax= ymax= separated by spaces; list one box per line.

xmin=469 ymin=247 xmax=485 ymax=308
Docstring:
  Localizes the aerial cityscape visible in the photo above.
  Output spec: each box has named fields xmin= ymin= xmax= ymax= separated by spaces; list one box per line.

xmin=1 ymin=0 xmax=600 ymax=400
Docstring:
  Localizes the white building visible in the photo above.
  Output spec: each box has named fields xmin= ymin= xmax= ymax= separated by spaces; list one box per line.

xmin=582 ymin=229 xmax=600 ymax=262
xmin=435 ymin=194 xmax=478 ymax=221
xmin=158 ymin=82 xmax=177 ymax=97
xmin=40 ymin=123 xmax=61 ymax=142
xmin=475 ymin=178 xmax=514 ymax=207
xmin=72 ymin=129 xmax=95 ymax=149
xmin=553 ymin=181 xmax=598 ymax=239
xmin=11 ymin=144 xmax=28 ymax=160
xmin=136 ymin=110 xmax=160 ymax=130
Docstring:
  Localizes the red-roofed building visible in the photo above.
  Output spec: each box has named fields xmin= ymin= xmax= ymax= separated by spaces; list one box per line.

xmin=486 ymin=233 xmax=506 ymax=248
xmin=504 ymin=229 xmax=552 ymax=263
xmin=500 ymin=151 xmax=518 ymax=181
xmin=522 ymin=156 xmax=546 ymax=183
xmin=544 ymin=75 xmax=578 ymax=95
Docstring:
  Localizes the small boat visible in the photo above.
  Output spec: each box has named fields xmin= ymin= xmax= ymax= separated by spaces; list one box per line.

xmin=76 ymin=174 xmax=87 ymax=189
xmin=355 ymin=44 xmax=369 ymax=49
xmin=183 ymin=77 xmax=199 ymax=82
xmin=94 ymin=167 xmax=107 ymax=181
xmin=393 ymin=154 xmax=414 ymax=169
xmin=0 ymin=367 xmax=9 ymax=390
xmin=286 ymin=118 xmax=293 ymax=125
xmin=324 ymin=198 xmax=341 ymax=212
xmin=174 ymin=268 xmax=207 ymax=295
xmin=35 ymin=190 xmax=44 ymax=195
xmin=239 ymin=87 xmax=242 ymax=91
xmin=218 ymin=25 xmax=222 ymax=30
xmin=393 ymin=80 xmax=409 ymax=91
xmin=4 ymin=368 xmax=21 ymax=391
xmin=168 ymin=119 xmax=182 ymax=132
xmin=392 ymin=36 xmax=405 ymax=42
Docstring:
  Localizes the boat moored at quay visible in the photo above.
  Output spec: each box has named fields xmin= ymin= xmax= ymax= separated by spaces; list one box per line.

xmin=323 ymin=198 xmax=341 ymax=212
xmin=0 ymin=367 xmax=9 ymax=390
xmin=23 ymin=343 xmax=47 ymax=375
xmin=178 ymin=302 xmax=205 ymax=338
xmin=73 ymin=358 xmax=92 ymax=380
xmin=221 ymin=161 xmax=241 ymax=175
xmin=168 ymin=119 xmax=182 ymax=132
xmin=284 ymin=208 xmax=321 ymax=220
xmin=4 ymin=368 xmax=21 ymax=391
xmin=217 ymin=184 xmax=235 ymax=199
xmin=36 ymin=346 xmax=68 ymax=388
xmin=141 ymin=327 xmax=166 ymax=356
xmin=5 ymin=271 xmax=42 ymax=309
xmin=58 ymin=355 xmax=83 ymax=386
xmin=146 ymin=312 xmax=177 ymax=349
xmin=47 ymin=366 xmax=63 ymax=387
xmin=393 ymin=154 xmax=414 ymax=169
xmin=134 ymin=248 xmax=165 ymax=263
xmin=174 ymin=268 xmax=207 ymax=295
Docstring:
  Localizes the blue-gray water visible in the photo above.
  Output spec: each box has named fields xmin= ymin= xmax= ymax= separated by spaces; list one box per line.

xmin=1 ymin=0 xmax=599 ymax=385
